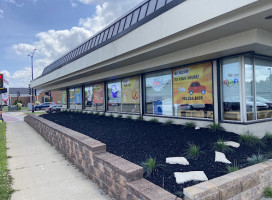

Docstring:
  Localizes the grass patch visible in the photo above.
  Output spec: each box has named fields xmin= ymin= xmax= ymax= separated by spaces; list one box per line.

xmin=149 ymin=118 xmax=159 ymax=123
xmin=117 ymin=114 xmax=123 ymax=118
xmin=239 ymin=132 xmax=263 ymax=146
xmin=141 ymin=157 xmax=165 ymax=177
xmin=184 ymin=121 xmax=196 ymax=128
xmin=185 ymin=143 xmax=205 ymax=160
xmin=126 ymin=115 xmax=132 ymax=120
xmin=213 ymin=139 xmax=234 ymax=153
xmin=226 ymin=161 xmax=239 ymax=173
xmin=136 ymin=116 xmax=143 ymax=121
xmin=263 ymin=132 xmax=272 ymax=140
xmin=207 ymin=123 xmax=224 ymax=132
xmin=164 ymin=120 xmax=173 ymax=125
xmin=264 ymin=187 xmax=272 ymax=198
xmin=0 ymin=123 xmax=14 ymax=199
xmin=246 ymin=152 xmax=266 ymax=166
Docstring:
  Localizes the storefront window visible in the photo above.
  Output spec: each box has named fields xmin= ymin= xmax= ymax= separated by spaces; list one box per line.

xmin=121 ymin=76 xmax=140 ymax=113
xmin=172 ymin=62 xmax=213 ymax=118
xmin=255 ymin=59 xmax=272 ymax=120
xmin=145 ymin=70 xmax=172 ymax=116
xmin=69 ymin=88 xmax=75 ymax=109
xmin=107 ymin=81 xmax=121 ymax=112
xmin=61 ymin=90 xmax=67 ymax=109
xmin=85 ymin=83 xmax=104 ymax=111
xmin=222 ymin=57 xmax=241 ymax=121
xmin=74 ymin=87 xmax=82 ymax=110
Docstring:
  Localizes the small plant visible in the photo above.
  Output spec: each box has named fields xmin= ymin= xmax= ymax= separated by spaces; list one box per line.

xmin=94 ymin=112 xmax=100 ymax=115
xmin=126 ymin=115 xmax=132 ymax=120
xmin=149 ymin=118 xmax=159 ymax=123
xmin=174 ymin=191 xmax=184 ymax=198
xmin=239 ymin=132 xmax=263 ymax=146
xmin=184 ymin=121 xmax=196 ymax=128
xmin=208 ymin=123 xmax=224 ymax=132
xmin=100 ymin=112 xmax=105 ymax=116
xmin=164 ymin=120 xmax=173 ymax=125
xmin=109 ymin=113 xmax=114 ymax=117
xmin=141 ymin=157 xmax=165 ymax=177
xmin=226 ymin=161 xmax=239 ymax=173
xmin=266 ymin=151 xmax=272 ymax=159
xmin=263 ymin=132 xmax=272 ymax=140
xmin=117 ymin=114 xmax=123 ymax=118
xmin=213 ymin=139 xmax=234 ymax=153
xmin=264 ymin=187 xmax=272 ymax=198
xmin=185 ymin=143 xmax=205 ymax=159
xmin=137 ymin=116 xmax=143 ymax=121
xmin=246 ymin=152 xmax=266 ymax=166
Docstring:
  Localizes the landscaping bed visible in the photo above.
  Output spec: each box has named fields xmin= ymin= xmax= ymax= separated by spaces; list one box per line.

xmin=41 ymin=112 xmax=272 ymax=197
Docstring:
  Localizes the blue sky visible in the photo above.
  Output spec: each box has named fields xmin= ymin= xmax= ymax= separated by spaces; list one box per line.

xmin=0 ymin=0 xmax=142 ymax=87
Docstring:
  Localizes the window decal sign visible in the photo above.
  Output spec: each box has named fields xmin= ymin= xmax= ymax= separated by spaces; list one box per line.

xmin=172 ymin=62 xmax=213 ymax=105
xmin=93 ymin=83 xmax=104 ymax=104
xmin=122 ymin=76 xmax=140 ymax=104
xmin=74 ymin=88 xmax=82 ymax=104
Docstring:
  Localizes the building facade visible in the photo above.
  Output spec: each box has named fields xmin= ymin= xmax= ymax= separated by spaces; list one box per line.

xmin=31 ymin=0 xmax=272 ymax=137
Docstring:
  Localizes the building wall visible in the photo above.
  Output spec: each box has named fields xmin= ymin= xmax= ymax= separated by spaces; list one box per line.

xmin=10 ymin=97 xmax=30 ymax=106
xmin=37 ymin=90 xmax=62 ymax=104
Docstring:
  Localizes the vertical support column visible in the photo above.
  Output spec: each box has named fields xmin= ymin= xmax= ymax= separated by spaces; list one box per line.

xmin=213 ymin=60 xmax=219 ymax=124
xmin=82 ymin=85 xmax=85 ymax=111
xmin=139 ymin=75 xmax=143 ymax=117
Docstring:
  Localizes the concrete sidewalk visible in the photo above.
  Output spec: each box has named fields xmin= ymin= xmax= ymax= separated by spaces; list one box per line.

xmin=6 ymin=121 xmax=110 ymax=200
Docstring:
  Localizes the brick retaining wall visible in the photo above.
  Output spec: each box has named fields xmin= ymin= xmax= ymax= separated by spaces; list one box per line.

xmin=24 ymin=114 xmax=180 ymax=200
xmin=183 ymin=161 xmax=272 ymax=200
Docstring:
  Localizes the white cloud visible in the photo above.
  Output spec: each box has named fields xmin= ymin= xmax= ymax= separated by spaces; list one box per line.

xmin=5 ymin=0 xmax=24 ymax=7
xmin=0 ymin=9 xmax=3 ymax=18
xmin=77 ymin=0 xmax=96 ymax=5
xmin=10 ymin=0 xmax=142 ymax=87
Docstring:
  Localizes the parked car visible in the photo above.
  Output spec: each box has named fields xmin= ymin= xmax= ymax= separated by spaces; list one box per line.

xmin=34 ymin=102 xmax=55 ymax=111
xmin=188 ymin=82 xmax=206 ymax=95
xmin=46 ymin=105 xmax=62 ymax=113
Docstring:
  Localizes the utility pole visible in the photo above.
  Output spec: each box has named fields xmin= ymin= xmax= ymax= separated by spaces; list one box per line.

xmin=28 ymin=49 xmax=36 ymax=113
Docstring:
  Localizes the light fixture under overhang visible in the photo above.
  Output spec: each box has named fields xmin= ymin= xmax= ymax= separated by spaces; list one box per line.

xmin=265 ymin=15 xmax=272 ymax=19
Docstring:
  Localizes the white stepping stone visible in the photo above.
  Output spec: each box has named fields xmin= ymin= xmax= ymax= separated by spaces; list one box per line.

xmin=174 ymin=171 xmax=208 ymax=184
xmin=166 ymin=157 xmax=189 ymax=165
xmin=215 ymin=151 xmax=231 ymax=164
xmin=223 ymin=141 xmax=240 ymax=148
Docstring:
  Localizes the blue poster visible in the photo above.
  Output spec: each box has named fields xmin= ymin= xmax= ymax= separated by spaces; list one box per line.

xmin=153 ymin=100 xmax=162 ymax=115
xmin=75 ymin=89 xmax=82 ymax=104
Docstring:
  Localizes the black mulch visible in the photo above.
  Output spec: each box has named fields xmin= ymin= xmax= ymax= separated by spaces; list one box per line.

xmin=41 ymin=112 xmax=272 ymax=197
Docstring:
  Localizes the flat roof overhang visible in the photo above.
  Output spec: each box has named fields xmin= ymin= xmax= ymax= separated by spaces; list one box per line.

xmin=31 ymin=0 xmax=272 ymax=90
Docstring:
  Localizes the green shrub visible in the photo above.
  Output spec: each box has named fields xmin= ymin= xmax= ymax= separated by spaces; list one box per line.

xmin=239 ymin=132 xmax=263 ymax=146
xmin=246 ymin=153 xmax=266 ymax=166
xmin=184 ymin=121 xmax=196 ymax=128
xmin=13 ymin=100 xmax=22 ymax=105
xmin=17 ymin=103 xmax=22 ymax=110
xmin=137 ymin=116 xmax=143 ymax=121
xmin=208 ymin=123 xmax=224 ymax=132
xmin=35 ymin=101 xmax=41 ymax=105
xmin=149 ymin=118 xmax=159 ymax=123
xmin=164 ymin=120 xmax=173 ymax=125
xmin=226 ymin=161 xmax=239 ymax=173
xmin=117 ymin=114 xmax=123 ymax=118
xmin=141 ymin=157 xmax=165 ymax=177
xmin=213 ymin=139 xmax=234 ymax=153
xmin=100 ymin=112 xmax=105 ymax=116
xmin=126 ymin=115 xmax=132 ymax=120
xmin=94 ymin=112 xmax=100 ymax=115
xmin=264 ymin=187 xmax=272 ymax=198
xmin=185 ymin=143 xmax=205 ymax=159
xmin=263 ymin=132 xmax=272 ymax=140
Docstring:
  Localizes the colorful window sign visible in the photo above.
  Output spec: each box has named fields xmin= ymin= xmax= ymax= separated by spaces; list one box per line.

xmin=74 ymin=87 xmax=82 ymax=104
xmin=93 ymin=83 xmax=104 ymax=104
xmin=61 ymin=90 xmax=67 ymax=105
xmin=172 ymin=62 xmax=213 ymax=105
xmin=122 ymin=76 xmax=140 ymax=104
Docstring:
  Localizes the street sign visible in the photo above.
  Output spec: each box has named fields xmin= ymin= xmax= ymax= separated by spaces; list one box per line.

xmin=0 ymin=73 xmax=4 ymax=89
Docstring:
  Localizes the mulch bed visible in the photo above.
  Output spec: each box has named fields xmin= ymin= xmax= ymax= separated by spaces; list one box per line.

xmin=41 ymin=112 xmax=272 ymax=197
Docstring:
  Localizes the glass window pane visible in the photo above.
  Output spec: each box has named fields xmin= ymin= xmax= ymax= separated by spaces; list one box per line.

xmin=61 ymin=90 xmax=67 ymax=109
xmin=124 ymin=14 xmax=132 ymax=30
xmin=112 ymin=22 xmax=120 ymax=37
xmin=255 ymin=59 xmax=272 ymax=120
xmin=222 ymin=57 xmax=241 ymax=121
xmin=146 ymin=0 xmax=157 ymax=16
xmin=108 ymin=81 xmax=121 ymax=112
xmin=118 ymin=18 xmax=126 ymax=33
xmin=122 ymin=76 xmax=140 ymax=113
xmin=131 ymin=9 xmax=140 ymax=25
xmin=85 ymin=83 xmax=104 ymax=111
xmin=145 ymin=70 xmax=172 ymax=116
xmin=156 ymin=0 xmax=165 ymax=10
xmin=245 ymin=57 xmax=255 ymax=121
xmin=74 ymin=87 xmax=82 ymax=110
xmin=138 ymin=3 xmax=148 ymax=21
xmin=173 ymin=62 xmax=213 ymax=119
xmin=69 ymin=88 xmax=75 ymax=109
